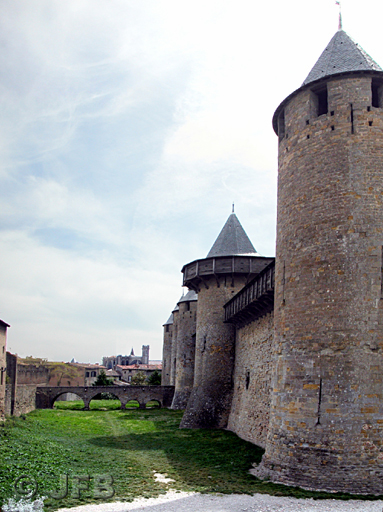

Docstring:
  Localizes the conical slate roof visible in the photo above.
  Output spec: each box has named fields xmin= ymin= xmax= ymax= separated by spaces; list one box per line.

xmin=207 ymin=213 xmax=257 ymax=258
xmin=178 ymin=290 xmax=198 ymax=303
xmin=302 ymin=30 xmax=382 ymax=87
xmin=163 ymin=313 xmax=174 ymax=326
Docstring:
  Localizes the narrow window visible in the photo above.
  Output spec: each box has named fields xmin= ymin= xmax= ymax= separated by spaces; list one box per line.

xmin=245 ymin=371 xmax=250 ymax=390
xmin=372 ymin=79 xmax=381 ymax=108
xmin=316 ymin=88 xmax=328 ymax=116
xmin=186 ymin=302 xmax=190 ymax=311
xmin=278 ymin=110 xmax=285 ymax=142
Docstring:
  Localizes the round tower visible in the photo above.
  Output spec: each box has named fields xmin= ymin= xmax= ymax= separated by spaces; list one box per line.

xmin=171 ymin=290 xmax=198 ymax=409
xmin=161 ymin=313 xmax=174 ymax=386
xmin=256 ymin=29 xmax=383 ymax=494
xmin=169 ymin=302 xmax=180 ymax=386
xmin=180 ymin=212 xmax=273 ymax=428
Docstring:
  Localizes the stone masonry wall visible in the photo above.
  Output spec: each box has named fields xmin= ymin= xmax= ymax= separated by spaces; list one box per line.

xmin=170 ymin=309 xmax=179 ymax=386
xmin=227 ymin=312 xmax=274 ymax=448
xmin=11 ymin=384 xmax=37 ymax=416
xmin=257 ymin=75 xmax=383 ymax=494
xmin=0 ymin=325 xmax=6 ymax=420
xmin=161 ymin=323 xmax=173 ymax=386
xmin=180 ymin=275 xmax=249 ymax=429
xmin=171 ymin=299 xmax=197 ymax=409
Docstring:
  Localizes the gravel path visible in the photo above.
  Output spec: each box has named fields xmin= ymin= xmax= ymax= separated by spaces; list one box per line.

xmin=58 ymin=490 xmax=382 ymax=512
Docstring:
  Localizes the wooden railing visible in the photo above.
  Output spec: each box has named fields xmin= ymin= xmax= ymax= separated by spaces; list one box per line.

xmin=224 ymin=261 xmax=275 ymax=326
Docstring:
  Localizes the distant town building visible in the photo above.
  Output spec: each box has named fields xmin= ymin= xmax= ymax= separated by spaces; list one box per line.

xmin=116 ymin=363 xmax=162 ymax=383
xmin=102 ymin=345 xmax=149 ymax=369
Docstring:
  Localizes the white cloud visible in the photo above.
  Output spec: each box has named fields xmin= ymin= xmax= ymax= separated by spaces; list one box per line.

xmin=1 ymin=0 xmax=383 ymax=361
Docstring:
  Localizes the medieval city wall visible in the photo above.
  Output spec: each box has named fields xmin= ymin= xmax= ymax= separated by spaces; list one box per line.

xmin=227 ymin=312 xmax=274 ymax=448
xmin=6 ymin=384 xmax=37 ymax=416
xmin=0 ymin=324 xmax=7 ymax=419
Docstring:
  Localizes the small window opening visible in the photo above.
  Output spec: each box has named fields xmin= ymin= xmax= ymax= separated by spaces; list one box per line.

xmin=369 ymin=121 xmax=373 ymax=126
xmin=367 ymin=106 xmax=371 ymax=112
xmin=313 ymin=86 xmax=328 ymax=116
xmin=331 ymin=125 xmax=335 ymax=131
xmin=307 ymin=134 xmax=310 ymax=139
xmin=245 ymin=371 xmax=250 ymax=390
xmin=165 ymin=325 xmax=169 ymax=332
xmin=372 ymin=80 xmax=381 ymax=108
xmin=186 ymin=302 xmax=190 ymax=311
xmin=278 ymin=110 xmax=285 ymax=142
xmin=306 ymin=119 xmax=310 ymax=125
xmin=331 ymin=111 xmax=335 ymax=116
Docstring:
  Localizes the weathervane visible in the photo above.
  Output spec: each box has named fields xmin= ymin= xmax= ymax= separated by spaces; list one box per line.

xmin=232 ymin=202 xmax=235 ymax=213
xmin=335 ymin=1 xmax=342 ymax=30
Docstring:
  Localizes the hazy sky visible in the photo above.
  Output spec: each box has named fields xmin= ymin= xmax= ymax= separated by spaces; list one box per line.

xmin=2 ymin=0 xmax=383 ymax=362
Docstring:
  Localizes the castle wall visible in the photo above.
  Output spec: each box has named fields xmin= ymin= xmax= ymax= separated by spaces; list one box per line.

xmin=8 ymin=384 xmax=37 ymax=416
xmin=171 ymin=299 xmax=197 ymax=409
xmin=0 ymin=324 xmax=7 ymax=420
xmin=258 ymin=75 xmax=383 ymax=494
xmin=227 ymin=312 xmax=274 ymax=448
xmin=170 ymin=309 xmax=179 ymax=386
xmin=180 ymin=275 xmax=247 ymax=429
xmin=161 ymin=323 xmax=173 ymax=386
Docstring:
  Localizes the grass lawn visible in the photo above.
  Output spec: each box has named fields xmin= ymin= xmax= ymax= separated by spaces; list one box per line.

xmin=0 ymin=404 xmax=380 ymax=509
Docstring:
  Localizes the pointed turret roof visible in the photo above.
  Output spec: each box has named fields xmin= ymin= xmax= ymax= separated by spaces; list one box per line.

xmin=130 ymin=348 xmax=135 ymax=356
xmin=302 ymin=30 xmax=382 ymax=87
xmin=273 ymin=29 xmax=383 ymax=134
xmin=178 ymin=290 xmax=198 ymax=303
xmin=207 ymin=213 xmax=257 ymax=258
xmin=163 ymin=313 xmax=174 ymax=326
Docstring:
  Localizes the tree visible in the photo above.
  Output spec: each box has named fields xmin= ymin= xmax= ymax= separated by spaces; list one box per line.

xmin=147 ymin=370 xmax=162 ymax=385
xmin=130 ymin=371 xmax=147 ymax=385
xmin=93 ymin=370 xmax=113 ymax=386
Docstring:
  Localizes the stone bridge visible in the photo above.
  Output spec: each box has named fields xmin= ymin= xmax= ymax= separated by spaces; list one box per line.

xmin=35 ymin=385 xmax=175 ymax=410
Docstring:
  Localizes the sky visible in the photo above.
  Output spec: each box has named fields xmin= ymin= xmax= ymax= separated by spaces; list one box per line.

xmin=1 ymin=0 xmax=383 ymax=363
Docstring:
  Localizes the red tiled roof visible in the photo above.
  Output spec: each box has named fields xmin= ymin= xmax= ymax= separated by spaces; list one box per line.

xmin=116 ymin=364 xmax=162 ymax=370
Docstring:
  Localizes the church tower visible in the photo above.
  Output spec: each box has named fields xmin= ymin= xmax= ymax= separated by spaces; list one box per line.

xmin=180 ymin=212 xmax=273 ymax=428
xmin=257 ymin=29 xmax=383 ymax=493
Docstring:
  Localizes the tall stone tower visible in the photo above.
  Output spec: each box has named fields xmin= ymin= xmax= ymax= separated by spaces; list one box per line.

xmin=141 ymin=345 xmax=149 ymax=364
xmin=169 ymin=301 xmax=180 ymax=386
xmin=257 ymin=29 xmax=383 ymax=493
xmin=161 ymin=313 xmax=173 ymax=386
xmin=171 ymin=290 xmax=198 ymax=409
xmin=180 ymin=212 xmax=273 ymax=428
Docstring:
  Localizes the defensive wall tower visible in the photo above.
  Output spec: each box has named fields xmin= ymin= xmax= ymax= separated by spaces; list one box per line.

xmin=256 ymin=29 xmax=383 ymax=493
xmin=180 ymin=212 xmax=273 ymax=428
xmin=169 ymin=301 xmax=180 ymax=386
xmin=171 ymin=290 xmax=198 ymax=409
xmin=161 ymin=313 xmax=173 ymax=386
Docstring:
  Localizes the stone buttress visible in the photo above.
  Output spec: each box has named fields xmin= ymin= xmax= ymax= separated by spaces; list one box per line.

xmin=180 ymin=213 xmax=273 ymax=428
xmin=255 ymin=29 xmax=383 ymax=494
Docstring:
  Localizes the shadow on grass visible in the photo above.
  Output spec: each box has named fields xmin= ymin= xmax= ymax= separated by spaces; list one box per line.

xmin=88 ymin=425 xmax=382 ymax=501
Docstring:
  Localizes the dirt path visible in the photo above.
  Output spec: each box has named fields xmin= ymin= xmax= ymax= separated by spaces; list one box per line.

xmin=57 ymin=490 xmax=382 ymax=512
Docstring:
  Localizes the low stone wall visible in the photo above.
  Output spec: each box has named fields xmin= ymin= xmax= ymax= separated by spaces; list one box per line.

xmin=5 ymin=384 xmax=37 ymax=416
xmin=227 ymin=312 xmax=274 ymax=448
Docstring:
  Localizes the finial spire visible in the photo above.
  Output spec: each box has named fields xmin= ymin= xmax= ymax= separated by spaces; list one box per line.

xmin=335 ymin=1 xmax=342 ymax=30
xmin=232 ymin=202 xmax=235 ymax=213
